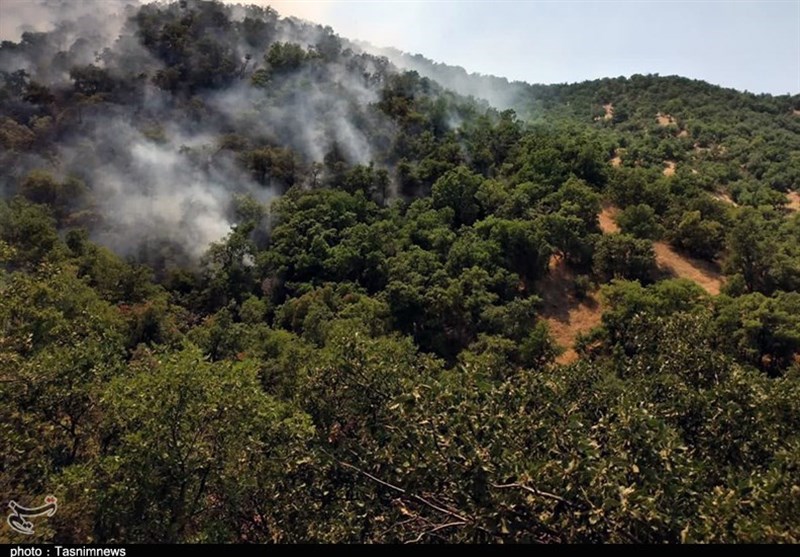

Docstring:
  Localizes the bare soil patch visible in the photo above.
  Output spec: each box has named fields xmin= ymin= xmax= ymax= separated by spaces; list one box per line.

xmin=598 ymin=204 xmax=620 ymax=233
xmin=656 ymin=112 xmax=677 ymax=126
xmin=598 ymin=204 xmax=723 ymax=295
xmin=787 ymin=191 xmax=800 ymax=211
xmin=603 ymin=103 xmax=614 ymax=121
xmin=537 ymin=257 xmax=603 ymax=365
xmin=609 ymin=147 xmax=625 ymax=167
xmin=663 ymin=161 xmax=676 ymax=176
xmin=653 ymin=242 xmax=724 ymax=295
xmin=711 ymin=191 xmax=737 ymax=206
xmin=542 ymin=205 xmax=725 ymax=361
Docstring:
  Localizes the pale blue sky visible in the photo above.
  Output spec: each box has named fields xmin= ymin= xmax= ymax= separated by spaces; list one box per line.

xmin=1 ymin=1 xmax=797 ymax=94
xmin=266 ymin=0 xmax=799 ymax=95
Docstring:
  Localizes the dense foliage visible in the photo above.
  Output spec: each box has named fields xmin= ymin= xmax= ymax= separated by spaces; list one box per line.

xmin=1 ymin=0 xmax=798 ymax=544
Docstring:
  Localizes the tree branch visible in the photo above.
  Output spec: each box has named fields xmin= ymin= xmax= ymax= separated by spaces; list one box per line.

xmin=404 ymin=521 xmax=468 ymax=544
xmin=491 ymin=482 xmax=580 ymax=508
xmin=324 ymin=451 xmax=471 ymax=523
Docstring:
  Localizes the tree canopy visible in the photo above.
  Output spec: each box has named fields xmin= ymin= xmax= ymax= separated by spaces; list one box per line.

xmin=1 ymin=0 xmax=798 ymax=544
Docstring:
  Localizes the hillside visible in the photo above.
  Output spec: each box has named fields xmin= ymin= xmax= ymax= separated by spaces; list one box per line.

xmin=366 ymin=41 xmax=800 ymax=207
xmin=1 ymin=0 xmax=799 ymax=544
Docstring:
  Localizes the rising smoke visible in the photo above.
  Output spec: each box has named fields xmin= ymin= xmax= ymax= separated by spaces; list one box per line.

xmin=0 ymin=0 xmax=408 ymax=263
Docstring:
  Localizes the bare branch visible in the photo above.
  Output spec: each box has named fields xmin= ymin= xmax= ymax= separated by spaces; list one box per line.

xmin=334 ymin=456 xmax=407 ymax=495
xmin=491 ymin=482 xmax=580 ymax=508
xmin=324 ymin=451 xmax=471 ymax=523
xmin=404 ymin=521 xmax=468 ymax=544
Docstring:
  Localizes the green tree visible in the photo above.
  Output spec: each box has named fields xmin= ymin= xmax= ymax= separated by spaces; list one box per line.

xmin=725 ymin=208 xmax=774 ymax=293
xmin=265 ymin=42 xmax=309 ymax=74
xmin=714 ymin=292 xmax=800 ymax=376
xmin=669 ymin=210 xmax=724 ymax=260
xmin=617 ymin=203 xmax=663 ymax=240
xmin=593 ymin=234 xmax=657 ymax=283
xmin=96 ymin=346 xmax=313 ymax=542
xmin=431 ymin=166 xmax=484 ymax=226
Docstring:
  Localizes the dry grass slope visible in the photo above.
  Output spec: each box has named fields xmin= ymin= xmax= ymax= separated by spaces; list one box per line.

xmin=787 ymin=191 xmax=800 ymax=212
xmin=538 ymin=257 xmax=602 ymax=365
xmin=653 ymin=242 xmax=724 ymax=295
xmin=601 ymin=204 xmax=723 ymax=294
xmin=609 ymin=148 xmax=624 ymax=168
xmin=656 ymin=112 xmax=677 ymax=126
xmin=598 ymin=204 xmax=620 ymax=233
xmin=538 ymin=204 xmax=725 ymax=362
xmin=712 ymin=191 xmax=737 ymax=206
xmin=538 ymin=205 xmax=617 ymax=362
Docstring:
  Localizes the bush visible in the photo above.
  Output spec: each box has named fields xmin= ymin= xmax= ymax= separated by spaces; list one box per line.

xmin=593 ymin=233 xmax=657 ymax=283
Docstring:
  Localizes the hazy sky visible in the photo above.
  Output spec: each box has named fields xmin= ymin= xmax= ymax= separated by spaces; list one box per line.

xmin=268 ymin=0 xmax=800 ymax=95
xmin=1 ymin=0 xmax=797 ymax=94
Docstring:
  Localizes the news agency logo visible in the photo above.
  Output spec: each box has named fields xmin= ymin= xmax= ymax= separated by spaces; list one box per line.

xmin=7 ymin=496 xmax=58 ymax=535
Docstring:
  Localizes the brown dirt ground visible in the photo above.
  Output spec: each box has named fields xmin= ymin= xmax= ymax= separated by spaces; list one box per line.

xmin=600 ymin=205 xmax=722 ymax=294
xmin=537 ymin=257 xmax=603 ymax=365
xmin=663 ymin=161 xmax=676 ymax=176
xmin=793 ymin=109 xmax=800 ymax=117
xmin=656 ymin=113 xmax=677 ymax=126
xmin=538 ymin=205 xmax=618 ymax=361
xmin=787 ymin=191 xmax=800 ymax=211
xmin=540 ymin=204 xmax=725 ymax=362
xmin=677 ymin=129 xmax=689 ymax=138
xmin=653 ymin=242 xmax=724 ymax=295
xmin=609 ymin=147 xmax=625 ymax=167
xmin=603 ymin=103 xmax=614 ymax=121
xmin=598 ymin=204 xmax=620 ymax=233
xmin=711 ymin=191 xmax=737 ymax=206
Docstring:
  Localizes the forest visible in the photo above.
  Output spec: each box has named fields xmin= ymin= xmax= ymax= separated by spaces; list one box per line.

xmin=1 ymin=0 xmax=799 ymax=544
